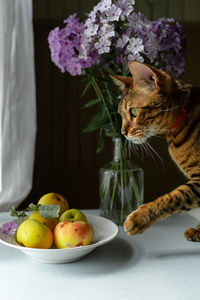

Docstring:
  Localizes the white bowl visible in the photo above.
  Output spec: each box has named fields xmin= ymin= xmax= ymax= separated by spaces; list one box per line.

xmin=0 ymin=213 xmax=118 ymax=264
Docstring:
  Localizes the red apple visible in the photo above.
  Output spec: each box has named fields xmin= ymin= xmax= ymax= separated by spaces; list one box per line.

xmin=54 ymin=221 xmax=93 ymax=249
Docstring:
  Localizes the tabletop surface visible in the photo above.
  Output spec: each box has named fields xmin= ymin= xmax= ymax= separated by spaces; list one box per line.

xmin=0 ymin=209 xmax=200 ymax=300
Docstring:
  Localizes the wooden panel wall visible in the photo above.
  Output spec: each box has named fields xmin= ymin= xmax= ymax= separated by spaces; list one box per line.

xmin=33 ymin=0 xmax=200 ymax=21
xmin=19 ymin=0 xmax=200 ymax=210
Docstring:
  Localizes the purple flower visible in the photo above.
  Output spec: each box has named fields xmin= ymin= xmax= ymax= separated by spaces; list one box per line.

xmin=128 ymin=12 xmax=150 ymax=32
xmin=1 ymin=221 xmax=18 ymax=236
xmin=48 ymin=0 xmax=186 ymax=78
xmin=149 ymin=18 xmax=177 ymax=51
xmin=148 ymin=18 xmax=186 ymax=76
xmin=48 ymin=14 xmax=91 ymax=76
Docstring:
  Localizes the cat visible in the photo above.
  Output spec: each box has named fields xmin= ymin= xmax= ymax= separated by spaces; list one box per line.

xmin=112 ymin=60 xmax=200 ymax=241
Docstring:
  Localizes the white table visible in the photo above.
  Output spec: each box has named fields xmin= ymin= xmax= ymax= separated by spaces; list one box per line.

xmin=0 ymin=209 xmax=200 ymax=300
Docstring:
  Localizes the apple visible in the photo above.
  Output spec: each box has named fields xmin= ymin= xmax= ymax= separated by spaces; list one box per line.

xmin=54 ymin=221 xmax=93 ymax=249
xmin=28 ymin=211 xmax=58 ymax=231
xmin=59 ymin=208 xmax=87 ymax=223
xmin=38 ymin=193 xmax=69 ymax=215
xmin=17 ymin=219 xmax=53 ymax=249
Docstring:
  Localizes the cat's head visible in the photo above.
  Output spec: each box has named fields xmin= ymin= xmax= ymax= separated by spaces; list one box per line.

xmin=112 ymin=61 xmax=175 ymax=144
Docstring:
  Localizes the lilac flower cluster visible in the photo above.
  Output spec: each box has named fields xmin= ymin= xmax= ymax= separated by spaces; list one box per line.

xmin=1 ymin=221 xmax=18 ymax=236
xmin=48 ymin=14 xmax=94 ymax=76
xmin=48 ymin=0 xmax=186 ymax=77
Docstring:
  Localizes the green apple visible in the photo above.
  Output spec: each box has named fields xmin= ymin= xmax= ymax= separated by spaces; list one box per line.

xmin=54 ymin=221 xmax=93 ymax=248
xmin=59 ymin=208 xmax=87 ymax=223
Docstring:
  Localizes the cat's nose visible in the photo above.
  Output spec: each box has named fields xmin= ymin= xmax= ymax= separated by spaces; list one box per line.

xmin=121 ymin=129 xmax=128 ymax=136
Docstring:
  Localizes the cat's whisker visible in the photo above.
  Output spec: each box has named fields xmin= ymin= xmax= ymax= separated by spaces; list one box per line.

xmin=137 ymin=137 xmax=151 ymax=159
xmin=145 ymin=139 xmax=165 ymax=171
xmin=158 ymin=105 xmax=179 ymax=112
xmin=142 ymin=139 xmax=158 ymax=164
xmin=137 ymin=139 xmax=146 ymax=160
xmin=125 ymin=137 xmax=147 ymax=161
xmin=151 ymin=134 xmax=165 ymax=140
xmin=150 ymin=128 xmax=174 ymax=134
xmin=141 ymin=142 xmax=150 ymax=159
xmin=129 ymin=140 xmax=142 ymax=161
xmin=112 ymin=98 xmax=120 ymax=105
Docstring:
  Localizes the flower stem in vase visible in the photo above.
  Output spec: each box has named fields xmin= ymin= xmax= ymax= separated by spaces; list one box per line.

xmin=99 ymin=138 xmax=144 ymax=225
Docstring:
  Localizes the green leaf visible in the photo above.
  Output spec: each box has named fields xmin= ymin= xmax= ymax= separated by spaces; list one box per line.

xmin=81 ymin=80 xmax=92 ymax=98
xmin=105 ymin=131 xmax=121 ymax=138
xmin=39 ymin=205 xmax=60 ymax=219
xmin=81 ymin=98 xmax=100 ymax=108
xmin=95 ymin=77 xmax=111 ymax=84
xmin=9 ymin=203 xmax=60 ymax=220
xmin=9 ymin=206 xmax=20 ymax=217
xmin=102 ymin=65 xmax=115 ymax=75
xmin=9 ymin=206 xmax=27 ymax=221
xmin=82 ymin=111 xmax=110 ymax=133
xmin=26 ymin=203 xmax=39 ymax=212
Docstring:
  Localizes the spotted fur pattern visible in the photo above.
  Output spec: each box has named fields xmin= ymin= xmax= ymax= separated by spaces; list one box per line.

xmin=113 ymin=61 xmax=200 ymax=241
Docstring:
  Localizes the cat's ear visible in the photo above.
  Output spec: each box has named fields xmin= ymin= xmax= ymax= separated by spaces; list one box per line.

xmin=128 ymin=60 xmax=165 ymax=89
xmin=110 ymin=75 xmax=133 ymax=91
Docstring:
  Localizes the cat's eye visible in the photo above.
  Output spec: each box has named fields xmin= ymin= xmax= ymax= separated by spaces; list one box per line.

xmin=130 ymin=107 xmax=139 ymax=119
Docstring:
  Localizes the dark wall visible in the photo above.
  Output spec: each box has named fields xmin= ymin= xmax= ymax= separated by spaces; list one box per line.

xmin=19 ymin=3 xmax=200 ymax=209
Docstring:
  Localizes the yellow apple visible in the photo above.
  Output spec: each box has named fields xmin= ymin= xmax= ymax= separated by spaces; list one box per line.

xmin=54 ymin=221 xmax=93 ymax=249
xmin=16 ymin=219 xmax=53 ymax=249
xmin=38 ymin=192 xmax=69 ymax=215
xmin=28 ymin=211 xmax=58 ymax=231
xmin=59 ymin=209 xmax=87 ymax=223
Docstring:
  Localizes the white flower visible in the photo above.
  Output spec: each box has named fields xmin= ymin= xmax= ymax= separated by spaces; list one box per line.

xmin=127 ymin=37 xmax=144 ymax=54
xmin=99 ymin=16 xmax=108 ymax=24
xmin=97 ymin=0 xmax=112 ymax=13
xmin=128 ymin=53 xmax=144 ymax=62
xmin=98 ymin=23 xmax=115 ymax=38
xmin=127 ymin=0 xmax=135 ymax=4
xmin=79 ymin=31 xmax=96 ymax=60
xmin=84 ymin=24 xmax=99 ymax=37
xmin=118 ymin=0 xmax=134 ymax=21
xmin=79 ymin=36 xmax=90 ymax=60
xmin=116 ymin=35 xmax=129 ymax=48
xmin=85 ymin=12 xmax=96 ymax=27
xmin=105 ymin=4 xmax=122 ymax=22
xmin=94 ymin=37 xmax=111 ymax=54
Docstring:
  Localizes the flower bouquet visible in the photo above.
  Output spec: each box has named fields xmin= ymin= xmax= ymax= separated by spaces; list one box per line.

xmin=48 ymin=0 xmax=186 ymax=224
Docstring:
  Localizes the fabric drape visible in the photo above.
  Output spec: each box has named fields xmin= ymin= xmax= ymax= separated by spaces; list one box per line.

xmin=0 ymin=0 xmax=36 ymax=210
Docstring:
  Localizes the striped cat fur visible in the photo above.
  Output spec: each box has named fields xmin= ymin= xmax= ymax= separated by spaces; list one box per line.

xmin=112 ymin=60 xmax=200 ymax=241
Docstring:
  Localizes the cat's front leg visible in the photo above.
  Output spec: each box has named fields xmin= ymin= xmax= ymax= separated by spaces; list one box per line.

xmin=124 ymin=180 xmax=200 ymax=235
xmin=124 ymin=200 xmax=165 ymax=235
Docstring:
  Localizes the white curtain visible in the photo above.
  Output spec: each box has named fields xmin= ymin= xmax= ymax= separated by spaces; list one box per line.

xmin=0 ymin=0 xmax=36 ymax=211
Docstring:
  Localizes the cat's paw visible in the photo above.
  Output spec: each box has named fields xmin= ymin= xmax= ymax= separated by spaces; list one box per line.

xmin=124 ymin=204 xmax=153 ymax=235
xmin=184 ymin=228 xmax=200 ymax=242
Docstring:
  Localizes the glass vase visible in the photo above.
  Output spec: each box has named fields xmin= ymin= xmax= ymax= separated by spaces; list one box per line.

xmin=99 ymin=138 xmax=144 ymax=226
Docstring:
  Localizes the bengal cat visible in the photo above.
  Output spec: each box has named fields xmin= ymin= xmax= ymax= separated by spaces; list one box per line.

xmin=112 ymin=60 xmax=200 ymax=241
